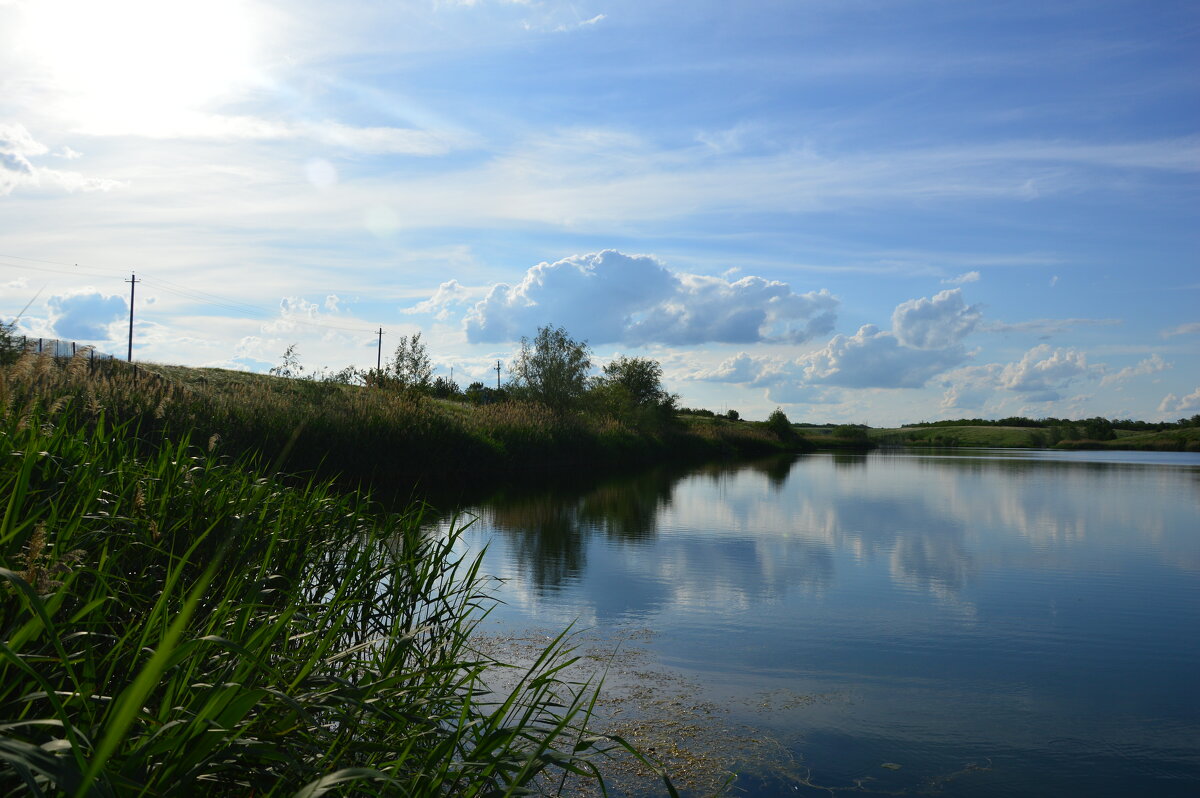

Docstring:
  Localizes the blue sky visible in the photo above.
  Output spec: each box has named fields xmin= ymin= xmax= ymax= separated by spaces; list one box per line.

xmin=1 ymin=0 xmax=1197 ymax=423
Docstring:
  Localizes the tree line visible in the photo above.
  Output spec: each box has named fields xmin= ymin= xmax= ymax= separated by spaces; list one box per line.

xmin=271 ymin=324 xmax=684 ymax=428
xmin=905 ymin=415 xmax=1200 ymax=435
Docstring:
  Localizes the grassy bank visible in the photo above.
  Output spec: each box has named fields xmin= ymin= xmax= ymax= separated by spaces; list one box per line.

xmin=0 ymin=352 xmax=673 ymax=794
xmin=869 ymin=424 xmax=1200 ymax=452
xmin=133 ymin=361 xmax=791 ymax=490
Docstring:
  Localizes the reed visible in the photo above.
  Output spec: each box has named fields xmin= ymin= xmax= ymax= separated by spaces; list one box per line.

xmin=0 ymin=353 xmax=679 ymax=795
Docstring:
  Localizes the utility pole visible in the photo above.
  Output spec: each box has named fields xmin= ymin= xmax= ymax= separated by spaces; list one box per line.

xmin=376 ymin=328 xmax=384 ymax=372
xmin=125 ymin=272 xmax=139 ymax=362
xmin=495 ymin=360 xmax=501 ymax=390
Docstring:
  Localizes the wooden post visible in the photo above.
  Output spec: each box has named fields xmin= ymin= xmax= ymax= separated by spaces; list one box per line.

xmin=126 ymin=273 xmax=139 ymax=362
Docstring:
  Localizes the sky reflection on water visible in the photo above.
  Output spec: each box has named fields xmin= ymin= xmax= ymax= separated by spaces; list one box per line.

xmin=444 ymin=450 xmax=1200 ymax=796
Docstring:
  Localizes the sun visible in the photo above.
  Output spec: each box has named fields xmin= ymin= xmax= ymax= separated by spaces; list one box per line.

xmin=20 ymin=0 xmax=261 ymax=134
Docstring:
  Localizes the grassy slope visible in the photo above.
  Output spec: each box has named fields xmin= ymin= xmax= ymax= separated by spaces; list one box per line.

xmin=138 ymin=362 xmax=791 ymax=489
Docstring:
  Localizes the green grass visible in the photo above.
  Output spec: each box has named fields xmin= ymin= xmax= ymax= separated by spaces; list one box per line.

xmin=133 ymin=362 xmax=787 ymax=490
xmin=869 ymin=424 xmax=1200 ymax=451
xmin=871 ymin=425 xmax=1043 ymax=447
xmin=1054 ymin=427 xmax=1200 ymax=452
xmin=0 ymin=352 xmax=681 ymax=795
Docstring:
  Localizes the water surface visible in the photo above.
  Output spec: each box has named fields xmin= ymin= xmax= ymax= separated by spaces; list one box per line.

xmin=442 ymin=448 xmax=1200 ymax=796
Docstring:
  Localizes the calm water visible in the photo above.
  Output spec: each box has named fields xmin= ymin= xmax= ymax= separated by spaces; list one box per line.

xmin=442 ymin=448 xmax=1200 ymax=796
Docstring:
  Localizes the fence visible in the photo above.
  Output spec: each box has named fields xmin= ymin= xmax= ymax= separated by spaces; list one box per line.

xmin=16 ymin=336 xmax=116 ymax=361
xmin=1 ymin=335 xmax=130 ymax=373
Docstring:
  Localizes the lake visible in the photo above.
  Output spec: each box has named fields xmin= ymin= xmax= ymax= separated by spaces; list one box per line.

xmin=436 ymin=448 xmax=1200 ymax=796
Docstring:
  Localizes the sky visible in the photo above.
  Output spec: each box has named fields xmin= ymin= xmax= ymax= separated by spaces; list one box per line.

xmin=1 ymin=0 xmax=1197 ymax=424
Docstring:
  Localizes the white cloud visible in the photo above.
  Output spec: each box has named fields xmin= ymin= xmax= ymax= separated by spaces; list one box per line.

xmin=1161 ymin=322 xmax=1200 ymax=338
xmin=404 ymin=279 xmax=487 ymax=321
xmin=74 ymin=111 xmax=463 ymax=155
xmin=0 ymin=123 xmax=45 ymax=194
xmin=984 ymin=317 xmax=1121 ymax=337
xmin=0 ymin=123 xmax=122 ymax=195
xmin=891 ymin=288 xmax=981 ymax=350
xmin=998 ymin=344 xmax=1099 ymax=402
xmin=423 ymin=250 xmax=839 ymax=345
xmin=690 ymin=352 xmax=784 ymax=385
xmin=556 ymin=13 xmax=605 ymax=31
xmin=686 ymin=290 xmax=982 ymax=404
xmin=941 ymin=270 xmax=980 ymax=285
xmin=938 ymin=345 xmax=1119 ymax=409
xmin=1099 ymin=353 xmax=1170 ymax=387
xmin=799 ymin=324 xmax=968 ymax=389
xmin=44 ymin=289 xmax=129 ymax=341
xmin=938 ymin=364 xmax=1004 ymax=410
xmin=1158 ymin=387 xmax=1200 ymax=415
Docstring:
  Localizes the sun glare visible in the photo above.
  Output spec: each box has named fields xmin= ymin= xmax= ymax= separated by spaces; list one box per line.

xmin=21 ymin=0 xmax=260 ymax=133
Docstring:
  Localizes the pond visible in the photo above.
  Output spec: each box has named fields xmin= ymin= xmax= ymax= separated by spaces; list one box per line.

xmin=435 ymin=448 xmax=1200 ymax=796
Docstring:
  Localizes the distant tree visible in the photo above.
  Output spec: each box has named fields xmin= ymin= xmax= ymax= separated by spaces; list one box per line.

xmin=766 ymin=408 xmax=799 ymax=442
xmin=509 ymin=325 xmax=591 ymax=412
xmin=832 ymin=424 xmax=869 ymax=442
xmin=725 ymin=409 xmax=740 ymax=421
xmin=1081 ymin=416 xmax=1116 ymax=441
xmin=269 ymin=344 xmax=305 ymax=379
xmin=465 ymin=381 xmax=507 ymax=405
xmin=390 ymin=332 xmax=433 ymax=391
xmin=430 ymin=375 xmax=461 ymax=399
xmin=592 ymin=355 xmax=678 ymax=426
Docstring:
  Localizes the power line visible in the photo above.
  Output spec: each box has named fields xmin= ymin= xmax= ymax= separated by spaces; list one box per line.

xmin=0 ymin=253 xmax=383 ymax=335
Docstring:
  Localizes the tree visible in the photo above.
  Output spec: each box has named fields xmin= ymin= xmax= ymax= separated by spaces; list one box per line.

xmin=510 ymin=325 xmax=591 ymax=413
xmin=390 ymin=332 xmax=433 ymax=391
xmin=767 ymin=408 xmax=799 ymax=442
xmin=430 ymin=375 xmax=461 ymax=399
xmin=832 ymin=424 xmax=868 ymax=442
xmin=269 ymin=344 xmax=305 ymax=379
xmin=593 ymin=355 xmax=678 ymax=425
xmin=600 ymin=356 xmax=670 ymax=407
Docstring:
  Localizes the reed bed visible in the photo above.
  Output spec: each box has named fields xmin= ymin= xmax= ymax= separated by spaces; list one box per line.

xmin=100 ymin=360 xmax=786 ymax=489
xmin=0 ymin=352 xmax=676 ymax=796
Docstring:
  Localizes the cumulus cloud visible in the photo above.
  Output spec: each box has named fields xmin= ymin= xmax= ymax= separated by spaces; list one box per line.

xmin=45 ymin=289 xmax=129 ymax=341
xmin=424 ymin=250 xmax=839 ymax=345
xmin=891 ymin=288 xmax=981 ymax=349
xmin=687 ymin=289 xmax=982 ymax=404
xmin=404 ymin=279 xmax=486 ymax=321
xmin=938 ymin=364 xmax=1004 ymax=410
xmin=941 ymin=270 xmax=980 ymax=285
xmin=1158 ymin=387 xmax=1200 ymax=414
xmin=690 ymin=352 xmax=776 ymax=384
xmin=998 ymin=344 xmax=1098 ymax=401
xmin=1100 ymin=353 xmax=1170 ymax=387
xmin=800 ymin=324 xmax=968 ymax=388
xmin=938 ymin=345 xmax=1116 ymax=408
